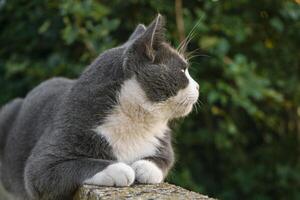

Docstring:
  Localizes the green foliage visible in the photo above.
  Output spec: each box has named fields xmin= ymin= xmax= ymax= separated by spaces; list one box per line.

xmin=0 ymin=1 xmax=299 ymax=199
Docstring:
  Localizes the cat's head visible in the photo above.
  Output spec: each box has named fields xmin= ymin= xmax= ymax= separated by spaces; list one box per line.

xmin=119 ymin=15 xmax=199 ymax=119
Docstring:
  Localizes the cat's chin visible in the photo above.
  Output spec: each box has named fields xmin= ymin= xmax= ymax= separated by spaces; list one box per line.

xmin=181 ymin=104 xmax=194 ymax=117
xmin=170 ymin=103 xmax=194 ymax=119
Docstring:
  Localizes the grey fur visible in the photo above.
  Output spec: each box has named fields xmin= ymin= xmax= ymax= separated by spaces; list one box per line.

xmin=0 ymin=15 xmax=190 ymax=200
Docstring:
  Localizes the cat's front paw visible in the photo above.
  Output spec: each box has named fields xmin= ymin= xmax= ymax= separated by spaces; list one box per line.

xmin=84 ymin=163 xmax=135 ymax=187
xmin=132 ymin=160 xmax=163 ymax=184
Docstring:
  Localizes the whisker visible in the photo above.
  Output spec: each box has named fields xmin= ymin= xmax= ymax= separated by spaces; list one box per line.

xmin=188 ymin=67 xmax=199 ymax=73
xmin=193 ymin=100 xmax=202 ymax=114
xmin=193 ymin=103 xmax=199 ymax=114
xmin=178 ymin=19 xmax=200 ymax=52
xmin=185 ymin=48 xmax=204 ymax=59
xmin=178 ymin=28 xmax=197 ymax=55
xmin=197 ymin=98 xmax=204 ymax=106
xmin=185 ymin=48 xmax=201 ymax=57
xmin=177 ymin=14 xmax=205 ymax=55
xmin=186 ymin=49 xmax=211 ymax=63
xmin=188 ymin=54 xmax=211 ymax=62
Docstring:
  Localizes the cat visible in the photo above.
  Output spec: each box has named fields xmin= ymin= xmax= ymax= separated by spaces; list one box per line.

xmin=0 ymin=14 xmax=199 ymax=200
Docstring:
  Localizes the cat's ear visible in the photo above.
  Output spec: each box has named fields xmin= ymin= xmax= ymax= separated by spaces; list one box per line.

xmin=142 ymin=14 xmax=165 ymax=50
xmin=128 ymin=24 xmax=146 ymax=41
xmin=132 ymin=14 xmax=166 ymax=61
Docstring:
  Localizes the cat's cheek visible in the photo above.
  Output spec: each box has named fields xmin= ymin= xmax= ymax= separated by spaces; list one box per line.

xmin=83 ymin=163 xmax=135 ymax=186
xmin=132 ymin=160 xmax=164 ymax=184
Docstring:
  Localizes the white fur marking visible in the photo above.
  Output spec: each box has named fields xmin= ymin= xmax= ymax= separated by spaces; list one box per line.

xmin=94 ymin=78 xmax=169 ymax=164
xmin=84 ymin=163 xmax=135 ymax=186
xmin=132 ymin=160 xmax=163 ymax=184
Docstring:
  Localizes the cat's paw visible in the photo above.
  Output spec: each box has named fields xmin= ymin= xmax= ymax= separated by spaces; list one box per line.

xmin=132 ymin=160 xmax=163 ymax=184
xmin=84 ymin=163 xmax=135 ymax=187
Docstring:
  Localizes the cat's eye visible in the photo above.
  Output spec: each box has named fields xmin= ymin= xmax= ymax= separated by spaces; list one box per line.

xmin=181 ymin=68 xmax=186 ymax=73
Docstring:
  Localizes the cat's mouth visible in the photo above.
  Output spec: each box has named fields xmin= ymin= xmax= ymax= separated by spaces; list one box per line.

xmin=167 ymin=89 xmax=199 ymax=118
xmin=179 ymin=94 xmax=199 ymax=116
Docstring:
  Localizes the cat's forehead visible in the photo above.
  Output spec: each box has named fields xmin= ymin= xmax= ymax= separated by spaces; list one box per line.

xmin=157 ymin=43 xmax=188 ymax=66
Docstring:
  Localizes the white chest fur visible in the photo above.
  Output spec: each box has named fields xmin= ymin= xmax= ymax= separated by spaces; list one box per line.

xmin=94 ymin=78 xmax=169 ymax=164
xmin=94 ymin=119 xmax=168 ymax=164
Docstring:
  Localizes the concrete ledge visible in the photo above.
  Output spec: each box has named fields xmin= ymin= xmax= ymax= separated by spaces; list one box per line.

xmin=74 ymin=182 xmax=215 ymax=200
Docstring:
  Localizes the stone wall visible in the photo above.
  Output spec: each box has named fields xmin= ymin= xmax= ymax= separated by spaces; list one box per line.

xmin=74 ymin=183 xmax=215 ymax=200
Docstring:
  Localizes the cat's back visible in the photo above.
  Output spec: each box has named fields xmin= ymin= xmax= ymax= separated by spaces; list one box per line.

xmin=26 ymin=77 xmax=74 ymax=101
xmin=6 ymin=76 xmax=75 ymax=148
xmin=18 ymin=77 xmax=74 ymax=130
xmin=1 ymin=77 xmax=75 ymax=195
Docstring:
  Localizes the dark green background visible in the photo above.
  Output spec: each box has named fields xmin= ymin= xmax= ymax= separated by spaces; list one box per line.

xmin=0 ymin=0 xmax=299 ymax=199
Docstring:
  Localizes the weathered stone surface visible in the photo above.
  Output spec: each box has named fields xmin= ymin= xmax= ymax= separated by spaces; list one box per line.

xmin=74 ymin=182 xmax=215 ymax=200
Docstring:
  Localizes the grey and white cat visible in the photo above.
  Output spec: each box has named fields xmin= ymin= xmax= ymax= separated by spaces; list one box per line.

xmin=0 ymin=15 xmax=199 ymax=200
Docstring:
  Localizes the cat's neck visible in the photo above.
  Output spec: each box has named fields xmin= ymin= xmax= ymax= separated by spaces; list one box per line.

xmin=99 ymin=77 xmax=170 ymax=136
